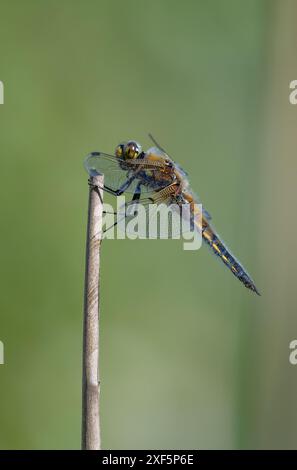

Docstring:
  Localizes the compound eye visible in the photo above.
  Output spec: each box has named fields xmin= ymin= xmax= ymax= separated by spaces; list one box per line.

xmin=115 ymin=144 xmax=124 ymax=158
xmin=125 ymin=141 xmax=141 ymax=159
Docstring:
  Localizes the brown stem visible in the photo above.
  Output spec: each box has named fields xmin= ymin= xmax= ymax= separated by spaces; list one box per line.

xmin=82 ymin=175 xmax=104 ymax=450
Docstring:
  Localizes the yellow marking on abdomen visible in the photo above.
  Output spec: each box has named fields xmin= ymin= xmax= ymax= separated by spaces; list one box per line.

xmin=203 ymin=230 xmax=213 ymax=242
xmin=212 ymin=242 xmax=221 ymax=254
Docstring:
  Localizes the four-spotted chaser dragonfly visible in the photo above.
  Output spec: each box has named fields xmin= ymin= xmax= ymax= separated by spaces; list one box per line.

xmin=85 ymin=135 xmax=260 ymax=295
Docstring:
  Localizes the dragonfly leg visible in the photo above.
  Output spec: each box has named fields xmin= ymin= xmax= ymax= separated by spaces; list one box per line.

xmin=88 ymin=175 xmax=136 ymax=197
xmin=116 ymin=177 xmax=134 ymax=195
xmin=103 ymin=182 xmax=143 ymax=234
xmin=103 ymin=182 xmax=143 ymax=216
xmin=131 ymin=182 xmax=142 ymax=202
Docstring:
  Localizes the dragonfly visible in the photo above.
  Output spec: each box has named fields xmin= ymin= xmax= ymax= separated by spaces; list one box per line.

xmin=84 ymin=135 xmax=260 ymax=295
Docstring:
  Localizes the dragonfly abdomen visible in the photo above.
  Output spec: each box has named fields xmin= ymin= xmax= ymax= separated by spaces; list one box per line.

xmin=202 ymin=223 xmax=260 ymax=295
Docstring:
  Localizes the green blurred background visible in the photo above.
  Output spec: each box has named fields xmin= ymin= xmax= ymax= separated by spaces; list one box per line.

xmin=1 ymin=0 xmax=297 ymax=449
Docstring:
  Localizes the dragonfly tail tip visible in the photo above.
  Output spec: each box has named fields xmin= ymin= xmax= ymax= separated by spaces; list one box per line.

xmin=251 ymin=284 xmax=261 ymax=296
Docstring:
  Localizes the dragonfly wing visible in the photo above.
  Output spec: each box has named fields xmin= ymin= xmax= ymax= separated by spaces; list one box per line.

xmin=185 ymin=188 xmax=212 ymax=221
xmin=203 ymin=208 xmax=212 ymax=220
xmin=84 ymin=151 xmax=172 ymax=194
xmin=117 ymin=193 xmax=197 ymax=239
xmin=146 ymin=142 xmax=188 ymax=177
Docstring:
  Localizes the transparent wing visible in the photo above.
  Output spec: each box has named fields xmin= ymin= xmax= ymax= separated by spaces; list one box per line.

xmin=185 ymin=187 xmax=212 ymax=221
xmin=84 ymin=151 xmax=173 ymax=194
xmin=203 ymin=208 xmax=212 ymax=220
xmin=148 ymin=135 xmax=189 ymax=177
xmin=115 ymin=192 xmax=202 ymax=240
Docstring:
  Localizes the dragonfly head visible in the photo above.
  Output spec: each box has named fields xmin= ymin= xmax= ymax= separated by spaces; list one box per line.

xmin=115 ymin=141 xmax=142 ymax=160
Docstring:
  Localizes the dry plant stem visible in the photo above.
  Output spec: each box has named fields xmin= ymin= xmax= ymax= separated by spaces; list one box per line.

xmin=82 ymin=174 xmax=104 ymax=450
